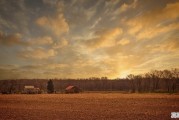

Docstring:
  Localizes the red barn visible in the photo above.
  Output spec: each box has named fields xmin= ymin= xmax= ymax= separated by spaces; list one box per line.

xmin=65 ymin=86 xmax=80 ymax=93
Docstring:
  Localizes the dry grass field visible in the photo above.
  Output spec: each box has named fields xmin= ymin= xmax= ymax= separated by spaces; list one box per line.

xmin=0 ymin=93 xmax=179 ymax=120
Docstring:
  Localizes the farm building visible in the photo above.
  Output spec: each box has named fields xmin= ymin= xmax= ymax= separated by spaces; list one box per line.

xmin=24 ymin=86 xmax=41 ymax=94
xmin=65 ymin=85 xmax=80 ymax=93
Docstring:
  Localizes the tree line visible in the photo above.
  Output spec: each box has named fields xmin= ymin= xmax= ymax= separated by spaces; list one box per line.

xmin=126 ymin=68 xmax=179 ymax=93
xmin=0 ymin=69 xmax=178 ymax=94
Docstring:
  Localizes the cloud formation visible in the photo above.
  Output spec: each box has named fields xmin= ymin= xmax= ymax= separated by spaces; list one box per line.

xmin=36 ymin=13 xmax=69 ymax=36
xmin=0 ymin=32 xmax=25 ymax=46
xmin=27 ymin=36 xmax=53 ymax=45
xmin=118 ymin=0 xmax=138 ymax=13
xmin=19 ymin=47 xmax=57 ymax=60
xmin=85 ymin=28 xmax=123 ymax=49
xmin=117 ymin=39 xmax=130 ymax=46
xmin=127 ymin=1 xmax=179 ymax=40
xmin=0 ymin=0 xmax=178 ymax=79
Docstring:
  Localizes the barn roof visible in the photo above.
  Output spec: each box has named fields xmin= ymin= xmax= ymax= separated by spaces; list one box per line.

xmin=65 ymin=85 xmax=75 ymax=90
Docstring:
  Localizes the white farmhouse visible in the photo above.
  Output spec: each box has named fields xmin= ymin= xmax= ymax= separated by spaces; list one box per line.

xmin=24 ymin=86 xmax=41 ymax=94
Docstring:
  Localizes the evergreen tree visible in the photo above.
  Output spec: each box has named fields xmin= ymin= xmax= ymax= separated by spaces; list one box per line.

xmin=47 ymin=80 xmax=54 ymax=93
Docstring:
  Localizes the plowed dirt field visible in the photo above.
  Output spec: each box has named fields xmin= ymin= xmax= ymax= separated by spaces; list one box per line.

xmin=0 ymin=93 xmax=178 ymax=120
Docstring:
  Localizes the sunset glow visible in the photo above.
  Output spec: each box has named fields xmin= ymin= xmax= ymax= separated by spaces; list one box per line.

xmin=0 ymin=0 xmax=178 ymax=79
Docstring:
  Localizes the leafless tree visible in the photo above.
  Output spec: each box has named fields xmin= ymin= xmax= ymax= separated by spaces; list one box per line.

xmin=127 ymin=74 xmax=135 ymax=93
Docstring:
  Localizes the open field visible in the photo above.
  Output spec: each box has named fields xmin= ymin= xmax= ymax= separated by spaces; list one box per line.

xmin=0 ymin=93 xmax=179 ymax=120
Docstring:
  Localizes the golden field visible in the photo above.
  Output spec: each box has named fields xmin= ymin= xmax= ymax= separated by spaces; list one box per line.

xmin=0 ymin=93 xmax=179 ymax=120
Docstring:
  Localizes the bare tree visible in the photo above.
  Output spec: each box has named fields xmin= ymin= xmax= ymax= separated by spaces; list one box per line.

xmin=127 ymin=74 xmax=135 ymax=93
xmin=134 ymin=75 xmax=142 ymax=92
xmin=144 ymin=73 xmax=151 ymax=92
xmin=162 ymin=70 xmax=172 ymax=92
xmin=149 ymin=70 xmax=161 ymax=92
xmin=171 ymin=68 xmax=179 ymax=93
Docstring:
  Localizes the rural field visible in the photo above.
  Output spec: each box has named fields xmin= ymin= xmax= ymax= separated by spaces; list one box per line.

xmin=0 ymin=93 xmax=179 ymax=120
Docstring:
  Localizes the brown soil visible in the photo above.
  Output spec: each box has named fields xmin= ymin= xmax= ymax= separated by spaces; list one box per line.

xmin=0 ymin=93 xmax=178 ymax=120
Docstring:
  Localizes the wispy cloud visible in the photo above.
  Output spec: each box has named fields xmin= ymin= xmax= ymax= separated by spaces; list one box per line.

xmin=118 ymin=0 xmax=138 ymax=13
xmin=117 ymin=39 xmax=130 ymax=46
xmin=26 ymin=36 xmax=54 ymax=45
xmin=18 ymin=47 xmax=57 ymax=60
xmin=90 ymin=17 xmax=101 ymax=29
xmin=84 ymin=28 xmax=123 ymax=49
xmin=127 ymin=2 xmax=179 ymax=40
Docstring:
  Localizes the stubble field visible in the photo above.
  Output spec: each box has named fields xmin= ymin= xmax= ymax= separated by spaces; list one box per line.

xmin=0 ymin=93 xmax=178 ymax=120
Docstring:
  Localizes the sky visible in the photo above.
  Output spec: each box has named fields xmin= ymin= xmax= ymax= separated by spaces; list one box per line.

xmin=0 ymin=0 xmax=179 ymax=79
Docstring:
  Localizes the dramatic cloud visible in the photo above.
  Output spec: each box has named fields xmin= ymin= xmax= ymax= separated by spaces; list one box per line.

xmin=36 ymin=13 xmax=69 ymax=36
xmin=127 ymin=2 xmax=179 ymax=40
xmin=0 ymin=0 xmax=178 ymax=79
